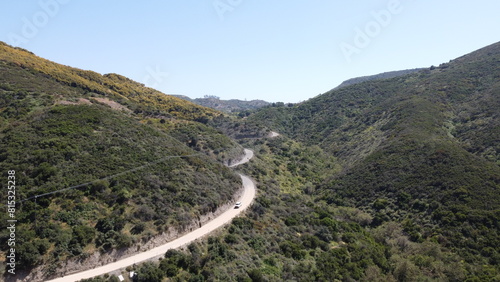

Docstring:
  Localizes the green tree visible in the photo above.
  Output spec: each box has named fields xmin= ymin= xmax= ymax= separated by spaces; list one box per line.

xmin=17 ymin=242 xmax=41 ymax=269
xmin=137 ymin=262 xmax=164 ymax=282
xmin=247 ymin=269 xmax=265 ymax=282
xmin=73 ymin=225 xmax=96 ymax=246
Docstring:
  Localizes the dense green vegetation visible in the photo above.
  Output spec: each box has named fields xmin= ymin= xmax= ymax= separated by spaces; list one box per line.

xmin=0 ymin=104 xmax=241 ymax=274
xmin=162 ymin=120 xmax=244 ymax=164
xmin=246 ymin=41 xmax=500 ymax=279
xmin=88 ymin=136 xmax=489 ymax=281
xmin=0 ymin=42 xmax=244 ymax=279
xmin=208 ymin=114 xmax=270 ymax=140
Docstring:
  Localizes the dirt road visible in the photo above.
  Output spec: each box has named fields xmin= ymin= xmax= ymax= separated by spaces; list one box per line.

xmin=229 ymin=148 xmax=254 ymax=167
xmin=47 ymin=149 xmax=256 ymax=282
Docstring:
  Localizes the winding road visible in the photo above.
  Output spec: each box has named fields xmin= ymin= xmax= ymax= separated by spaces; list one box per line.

xmin=47 ymin=149 xmax=256 ymax=282
xmin=229 ymin=148 xmax=254 ymax=168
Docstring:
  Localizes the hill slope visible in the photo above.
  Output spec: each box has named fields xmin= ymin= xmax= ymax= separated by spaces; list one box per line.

xmin=0 ymin=42 xmax=245 ymax=280
xmin=0 ymin=42 xmax=221 ymax=122
xmin=249 ymin=41 xmax=500 ymax=269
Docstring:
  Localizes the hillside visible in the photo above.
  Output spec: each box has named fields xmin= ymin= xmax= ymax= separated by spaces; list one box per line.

xmin=92 ymin=133 xmax=482 ymax=281
xmin=0 ymin=42 xmax=245 ymax=280
xmin=251 ymin=42 xmax=500 ymax=166
xmin=248 ymin=41 xmax=500 ymax=277
xmin=0 ymin=42 xmax=222 ymax=123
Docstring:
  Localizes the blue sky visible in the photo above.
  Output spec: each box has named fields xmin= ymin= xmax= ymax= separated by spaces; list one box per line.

xmin=1 ymin=1 xmax=499 ymax=103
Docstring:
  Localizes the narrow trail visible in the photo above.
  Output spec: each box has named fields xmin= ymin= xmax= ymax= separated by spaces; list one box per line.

xmin=46 ymin=149 xmax=256 ymax=282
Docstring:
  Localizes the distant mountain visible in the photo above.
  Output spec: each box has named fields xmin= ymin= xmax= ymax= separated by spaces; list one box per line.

xmin=249 ymin=41 xmax=500 ymax=271
xmin=173 ymin=95 xmax=270 ymax=113
xmin=334 ymin=68 xmax=425 ymax=90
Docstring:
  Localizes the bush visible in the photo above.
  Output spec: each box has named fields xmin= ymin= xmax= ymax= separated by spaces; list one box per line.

xmin=137 ymin=262 xmax=164 ymax=282
xmin=247 ymin=269 xmax=265 ymax=282
xmin=73 ymin=225 xmax=96 ymax=246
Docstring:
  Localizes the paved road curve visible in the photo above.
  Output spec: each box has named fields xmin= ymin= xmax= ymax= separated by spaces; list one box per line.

xmin=47 ymin=149 xmax=256 ymax=282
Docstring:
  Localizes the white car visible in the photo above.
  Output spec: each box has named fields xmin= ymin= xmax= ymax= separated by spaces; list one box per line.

xmin=234 ymin=202 xmax=242 ymax=209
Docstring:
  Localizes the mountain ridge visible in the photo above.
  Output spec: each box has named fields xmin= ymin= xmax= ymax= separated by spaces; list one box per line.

xmin=333 ymin=68 xmax=426 ymax=90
